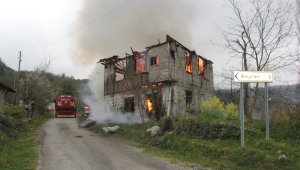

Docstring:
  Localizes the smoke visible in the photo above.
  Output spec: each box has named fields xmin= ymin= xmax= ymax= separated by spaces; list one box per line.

xmin=82 ymin=64 xmax=144 ymax=124
xmin=75 ymin=1 xmax=202 ymax=123
xmin=72 ymin=0 xmax=201 ymax=65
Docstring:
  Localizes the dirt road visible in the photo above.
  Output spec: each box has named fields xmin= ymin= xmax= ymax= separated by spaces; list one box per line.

xmin=38 ymin=118 xmax=188 ymax=170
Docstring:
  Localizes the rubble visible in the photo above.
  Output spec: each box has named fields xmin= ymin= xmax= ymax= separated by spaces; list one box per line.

xmin=102 ymin=125 xmax=120 ymax=133
xmin=146 ymin=126 xmax=161 ymax=136
xmin=278 ymin=154 xmax=287 ymax=161
xmin=79 ymin=119 xmax=96 ymax=128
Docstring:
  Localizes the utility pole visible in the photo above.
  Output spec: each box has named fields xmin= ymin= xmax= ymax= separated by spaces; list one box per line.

xmin=16 ymin=51 xmax=22 ymax=104
xmin=230 ymin=77 xmax=233 ymax=102
xmin=18 ymin=51 xmax=22 ymax=73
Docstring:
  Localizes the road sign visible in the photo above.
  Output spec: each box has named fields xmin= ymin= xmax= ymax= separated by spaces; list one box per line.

xmin=234 ymin=71 xmax=274 ymax=83
xmin=234 ymin=71 xmax=274 ymax=147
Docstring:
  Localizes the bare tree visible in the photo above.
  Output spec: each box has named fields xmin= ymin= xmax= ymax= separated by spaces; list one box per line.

xmin=296 ymin=0 xmax=300 ymax=101
xmin=221 ymin=0 xmax=296 ymax=121
xmin=297 ymin=0 xmax=300 ymax=44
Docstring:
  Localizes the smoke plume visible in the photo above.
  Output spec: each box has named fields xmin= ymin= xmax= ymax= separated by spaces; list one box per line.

xmin=83 ymin=65 xmax=144 ymax=123
xmin=72 ymin=0 xmax=201 ymax=65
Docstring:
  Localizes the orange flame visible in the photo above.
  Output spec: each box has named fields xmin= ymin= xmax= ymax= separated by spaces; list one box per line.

xmin=198 ymin=58 xmax=205 ymax=75
xmin=185 ymin=64 xmax=192 ymax=73
xmin=185 ymin=51 xmax=192 ymax=73
xmin=136 ymin=58 xmax=146 ymax=73
xmin=146 ymin=99 xmax=153 ymax=112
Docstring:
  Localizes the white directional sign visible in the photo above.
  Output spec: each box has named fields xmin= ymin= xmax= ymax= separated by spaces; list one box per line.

xmin=233 ymin=71 xmax=274 ymax=83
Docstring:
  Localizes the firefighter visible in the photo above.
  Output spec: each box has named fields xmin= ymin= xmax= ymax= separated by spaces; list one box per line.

xmin=27 ymin=101 xmax=35 ymax=122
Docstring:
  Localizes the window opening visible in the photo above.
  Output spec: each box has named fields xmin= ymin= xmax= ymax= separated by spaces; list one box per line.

xmin=185 ymin=51 xmax=192 ymax=73
xmin=186 ymin=90 xmax=193 ymax=111
xmin=145 ymin=98 xmax=153 ymax=113
xmin=136 ymin=51 xmax=147 ymax=73
xmin=124 ymin=97 xmax=135 ymax=112
xmin=198 ymin=57 xmax=205 ymax=76
xmin=150 ymin=56 xmax=159 ymax=66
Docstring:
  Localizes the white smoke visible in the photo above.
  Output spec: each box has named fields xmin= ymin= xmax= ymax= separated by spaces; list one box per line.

xmin=82 ymin=64 xmax=144 ymax=124
xmin=72 ymin=0 xmax=201 ymax=65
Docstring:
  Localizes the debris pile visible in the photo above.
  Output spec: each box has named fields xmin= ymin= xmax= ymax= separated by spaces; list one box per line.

xmin=278 ymin=155 xmax=287 ymax=161
xmin=146 ymin=126 xmax=161 ymax=136
xmin=79 ymin=119 xmax=96 ymax=128
xmin=102 ymin=125 xmax=120 ymax=133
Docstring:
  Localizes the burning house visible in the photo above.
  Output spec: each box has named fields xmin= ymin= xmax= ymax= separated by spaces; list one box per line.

xmin=98 ymin=35 xmax=214 ymax=120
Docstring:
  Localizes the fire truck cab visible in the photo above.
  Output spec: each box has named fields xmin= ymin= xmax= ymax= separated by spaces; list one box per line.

xmin=54 ymin=95 xmax=76 ymax=118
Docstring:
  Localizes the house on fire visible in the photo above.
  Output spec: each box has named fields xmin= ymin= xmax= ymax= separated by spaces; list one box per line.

xmin=98 ymin=35 xmax=214 ymax=119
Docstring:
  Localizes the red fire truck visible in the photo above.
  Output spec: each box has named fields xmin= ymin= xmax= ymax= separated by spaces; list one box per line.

xmin=54 ymin=95 xmax=76 ymax=118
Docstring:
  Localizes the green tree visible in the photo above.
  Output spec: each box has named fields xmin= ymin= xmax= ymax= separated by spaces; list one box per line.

xmin=58 ymin=76 xmax=78 ymax=97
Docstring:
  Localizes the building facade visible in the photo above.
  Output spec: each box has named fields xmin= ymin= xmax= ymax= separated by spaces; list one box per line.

xmin=0 ymin=82 xmax=15 ymax=114
xmin=99 ymin=35 xmax=214 ymax=119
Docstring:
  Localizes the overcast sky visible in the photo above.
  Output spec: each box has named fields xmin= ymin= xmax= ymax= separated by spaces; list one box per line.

xmin=0 ymin=0 xmax=299 ymax=88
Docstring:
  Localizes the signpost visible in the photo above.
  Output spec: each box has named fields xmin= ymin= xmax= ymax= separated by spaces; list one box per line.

xmin=234 ymin=71 xmax=274 ymax=83
xmin=234 ymin=71 xmax=274 ymax=148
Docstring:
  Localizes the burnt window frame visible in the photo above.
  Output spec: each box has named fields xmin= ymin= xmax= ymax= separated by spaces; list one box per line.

xmin=135 ymin=53 xmax=147 ymax=73
xmin=198 ymin=57 xmax=206 ymax=77
xmin=124 ymin=97 xmax=135 ymax=113
xmin=150 ymin=56 xmax=159 ymax=66
xmin=185 ymin=51 xmax=192 ymax=73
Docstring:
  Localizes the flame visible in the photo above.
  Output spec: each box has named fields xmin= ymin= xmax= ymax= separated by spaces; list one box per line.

xmin=146 ymin=99 xmax=153 ymax=112
xmin=198 ymin=58 xmax=205 ymax=75
xmin=136 ymin=57 xmax=146 ymax=73
xmin=185 ymin=64 xmax=192 ymax=73
xmin=185 ymin=51 xmax=192 ymax=73
xmin=141 ymin=85 xmax=149 ymax=89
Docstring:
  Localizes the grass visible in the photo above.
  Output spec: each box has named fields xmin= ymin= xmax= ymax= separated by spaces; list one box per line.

xmin=0 ymin=106 xmax=51 ymax=170
xmin=88 ymin=115 xmax=300 ymax=170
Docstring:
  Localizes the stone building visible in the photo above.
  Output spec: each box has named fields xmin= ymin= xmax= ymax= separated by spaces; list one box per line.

xmin=0 ymin=82 xmax=15 ymax=114
xmin=98 ymin=35 xmax=214 ymax=119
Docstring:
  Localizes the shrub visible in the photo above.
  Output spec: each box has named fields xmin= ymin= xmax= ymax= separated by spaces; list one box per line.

xmin=178 ymin=118 xmax=240 ymax=139
xmin=4 ymin=105 xmax=27 ymax=119
xmin=225 ymin=103 xmax=239 ymax=120
xmin=202 ymin=96 xmax=225 ymax=119
xmin=0 ymin=116 xmax=17 ymax=138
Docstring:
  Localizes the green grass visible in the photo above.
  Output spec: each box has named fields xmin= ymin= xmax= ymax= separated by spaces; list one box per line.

xmin=89 ymin=116 xmax=300 ymax=170
xmin=0 ymin=106 xmax=51 ymax=170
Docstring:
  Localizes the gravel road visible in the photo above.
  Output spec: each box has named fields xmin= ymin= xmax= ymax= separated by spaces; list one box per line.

xmin=37 ymin=118 xmax=188 ymax=170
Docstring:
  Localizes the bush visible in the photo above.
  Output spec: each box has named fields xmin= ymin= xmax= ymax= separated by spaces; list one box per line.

xmin=1 ymin=105 xmax=29 ymax=138
xmin=4 ymin=105 xmax=27 ymax=119
xmin=177 ymin=118 xmax=240 ymax=139
xmin=201 ymin=97 xmax=239 ymax=121
xmin=225 ymin=103 xmax=239 ymax=120
xmin=0 ymin=116 xmax=17 ymax=138
xmin=202 ymin=96 xmax=225 ymax=116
